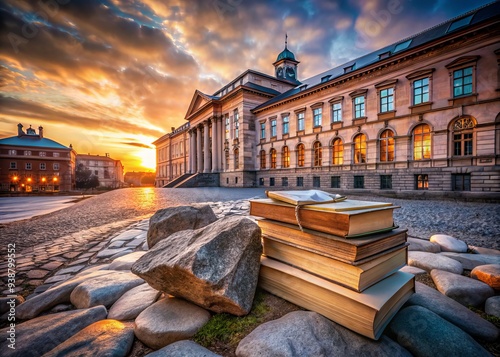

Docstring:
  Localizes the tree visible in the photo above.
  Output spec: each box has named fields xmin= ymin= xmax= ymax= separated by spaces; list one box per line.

xmin=75 ymin=164 xmax=100 ymax=189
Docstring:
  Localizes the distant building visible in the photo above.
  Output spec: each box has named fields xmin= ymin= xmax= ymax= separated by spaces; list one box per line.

xmin=76 ymin=153 xmax=124 ymax=188
xmin=124 ymin=171 xmax=155 ymax=187
xmin=0 ymin=123 xmax=76 ymax=192
xmin=154 ymin=3 xmax=500 ymax=195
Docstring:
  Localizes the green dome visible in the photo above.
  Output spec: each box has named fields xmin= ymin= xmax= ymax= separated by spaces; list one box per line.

xmin=276 ymin=47 xmax=296 ymax=61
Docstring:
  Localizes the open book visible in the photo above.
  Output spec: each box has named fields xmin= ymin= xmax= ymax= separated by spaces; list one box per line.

xmin=266 ymin=189 xmax=346 ymax=206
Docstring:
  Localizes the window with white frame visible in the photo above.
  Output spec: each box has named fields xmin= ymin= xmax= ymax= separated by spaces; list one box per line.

xmin=445 ymin=56 xmax=479 ymax=99
xmin=297 ymin=112 xmax=305 ymax=131
xmin=282 ymin=115 xmax=289 ymax=135
xmin=354 ymin=96 xmax=365 ymax=118
xmin=53 ymin=152 xmax=60 ymax=157
xmin=233 ymin=109 xmax=239 ymax=139
xmin=260 ymin=122 xmax=266 ymax=139
xmin=331 ymin=102 xmax=342 ymax=123
xmin=225 ymin=114 xmax=230 ymax=140
xmin=379 ymin=88 xmax=394 ymax=113
xmin=39 ymin=151 xmax=46 ymax=157
xmin=10 ymin=162 xmax=17 ymax=169
xmin=24 ymin=150 xmax=31 ymax=156
xmin=40 ymin=163 xmax=46 ymax=170
xmin=313 ymin=107 xmax=322 ymax=127
xmin=8 ymin=150 xmax=16 ymax=155
xmin=271 ymin=118 xmax=277 ymax=137
xmin=26 ymin=162 xmax=32 ymax=170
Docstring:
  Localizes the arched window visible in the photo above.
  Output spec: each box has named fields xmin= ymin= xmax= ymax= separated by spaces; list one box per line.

xmin=413 ymin=124 xmax=431 ymax=160
xmin=452 ymin=116 xmax=475 ymax=156
xmin=380 ymin=130 xmax=395 ymax=162
xmin=332 ymin=138 xmax=343 ymax=165
xmin=353 ymin=134 xmax=367 ymax=164
xmin=234 ymin=148 xmax=239 ymax=169
xmin=260 ymin=149 xmax=266 ymax=169
xmin=270 ymin=148 xmax=277 ymax=169
xmin=297 ymin=143 xmax=305 ymax=167
xmin=282 ymin=146 xmax=290 ymax=168
xmin=313 ymin=141 xmax=322 ymax=167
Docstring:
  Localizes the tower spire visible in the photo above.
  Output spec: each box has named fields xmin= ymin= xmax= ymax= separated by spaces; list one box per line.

xmin=285 ymin=33 xmax=288 ymax=49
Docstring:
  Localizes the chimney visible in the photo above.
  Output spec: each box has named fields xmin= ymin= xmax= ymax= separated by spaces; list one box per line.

xmin=171 ymin=127 xmax=175 ymax=132
xmin=17 ymin=123 xmax=24 ymax=137
xmin=38 ymin=126 xmax=44 ymax=138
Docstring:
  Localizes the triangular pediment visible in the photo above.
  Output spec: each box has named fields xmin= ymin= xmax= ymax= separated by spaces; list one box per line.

xmin=445 ymin=56 xmax=480 ymax=69
xmin=185 ymin=90 xmax=217 ymax=120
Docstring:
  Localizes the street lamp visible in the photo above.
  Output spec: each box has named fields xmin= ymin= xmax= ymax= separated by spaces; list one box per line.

xmin=12 ymin=176 xmax=18 ymax=182
xmin=41 ymin=177 xmax=46 ymax=183
xmin=53 ymin=177 xmax=58 ymax=182
xmin=27 ymin=177 xmax=32 ymax=183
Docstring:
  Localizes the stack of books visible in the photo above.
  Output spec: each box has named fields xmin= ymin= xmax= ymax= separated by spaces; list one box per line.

xmin=250 ymin=190 xmax=415 ymax=340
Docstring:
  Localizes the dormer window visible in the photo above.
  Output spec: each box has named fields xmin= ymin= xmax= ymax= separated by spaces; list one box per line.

xmin=299 ymin=84 xmax=308 ymax=91
xmin=321 ymin=75 xmax=331 ymax=83
xmin=344 ymin=64 xmax=355 ymax=73
xmin=379 ymin=51 xmax=391 ymax=60
xmin=447 ymin=14 xmax=473 ymax=33
xmin=394 ymin=39 xmax=412 ymax=53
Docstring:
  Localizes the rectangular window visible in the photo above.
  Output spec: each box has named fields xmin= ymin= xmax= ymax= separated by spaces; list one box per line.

xmin=297 ymin=112 xmax=305 ymax=131
xmin=233 ymin=110 xmax=240 ymax=139
xmin=454 ymin=133 xmax=473 ymax=156
xmin=39 ymin=151 xmax=46 ymax=157
xmin=296 ymin=177 xmax=304 ymax=187
xmin=40 ymin=163 xmax=46 ymax=170
xmin=10 ymin=162 xmax=17 ymax=169
xmin=271 ymin=119 xmax=277 ymax=137
xmin=453 ymin=66 xmax=473 ymax=97
xmin=415 ymin=174 xmax=429 ymax=190
xmin=225 ymin=115 xmax=230 ymax=140
xmin=282 ymin=115 xmax=289 ymax=135
xmin=354 ymin=175 xmax=364 ymax=188
xmin=313 ymin=108 xmax=322 ymax=127
xmin=260 ymin=122 xmax=266 ymax=139
xmin=380 ymin=88 xmax=394 ymax=112
xmin=332 ymin=103 xmax=342 ymax=123
xmin=53 ymin=152 xmax=60 ymax=157
xmin=282 ymin=177 xmax=288 ymax=187
xmin=24 ymin=150 xmax=31 ymax=156
xmin=94 ymin=170 xmax=98 ymax=176
xmin=331 ymin=176 xmax=340 ymax=188
xmin=26 ymin=162 xmax=32 ymax=170
xmin=259 ymin=178 xmax=264 ymax=186
xmin=354 ymin=96 xmax=365 ymax=118
xmin=270 ymin=177 xmax=275 ymax=186
xmin=452 ymin=173 xmax=471 ymax=191
xmin=313 ymin=176 xmax=320 ymax=188
xmin=413 ymin=78 xmax=429 ymax=105
xmin=380 ymin=175 xmax=392 ymax=189
xmin=8 ymin=150 xmax=16 ymax=155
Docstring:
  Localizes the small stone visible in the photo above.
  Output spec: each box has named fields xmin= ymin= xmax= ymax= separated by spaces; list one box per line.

xmin=40 ymin=261 xmax=64 ymax=270
xmin=43 ymin=319 xmax=134 ymax=357
xmin=134 ymin=297 xmax=211 ymax=350
xmin=63 ymin=252 xmax=80 ymax=259
xmin=45 ymin=274 xmax=73 ymax=284
xmin=407 ymin=238 xmax=441 ymax=253
xmin=97 ymin=247 xmax=132 ymax=259
xmin=440 ymin=253 xmax=500 ymax=270
xmin=408 ymin=251 xmax=463 ymax=274
xmin=108 ymin=240 xmax=126 ymax=248
xmin=108 ymin=251 xmax=147 ymax=271
xmin=68 ymin=258 xmax=90 ymax=266
xmin=110 ymin=229 xmax=144 ymax=242
xmin=430 ymin=269 xmax=495 ymax=307
xmin=429 ymin=234 xmax=468 ymax=253
xmin=485 ymin=296 xmax=500 ymax=318
xmin=55 ymin=265 xmax=86 ymax=275
xmin=147 ymin=340 xmax=221 ymax=356
xmin=50 ymin=304 xmax=73 ymax=313
xmin=471 ymin=264 xmax=500 ymax=289
xmin=387 ymin=306 xmax=489 ymax=357
xmin=27 ymin=269 xmax=50 ymax=279
xmin=126 ymin=237 xmax=145 ymax=248
xmin=108 ymin=283 xmax=161 ymax=320
xmin=0 ymin=296 xmax=24 ymax=315
xmin=399 ymin=266 xmax=426 ymax=275
xmin=109 ymin=249 xmax=134 ymax=260
xmin=469 ymin=246 xmax=500 ymax=255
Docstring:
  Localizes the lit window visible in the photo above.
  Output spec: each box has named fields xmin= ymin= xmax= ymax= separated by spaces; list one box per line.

xmin=8 ymin=150 xmax=16 ymax=155
xmin=413 ymin=78 xmax=429 ymax=105
xmin=53 ymin=152 xmax=60 ymax=157
xmin=314 ymin=142 xmax=322 ymax=167
xmin=271 ymin=119 xmax=277 ymax=137
xmin=225 ymin=114 xmax=230 ymax=140
xmin=380 ymin=88 xmax=394 ymax=112
xmin=380 ymin=130 xmax=395 ymax=162
xmin=24 ymin=150 xmax=31 ymax=156
xmin=353 ymin=134 xmax=367 ymax=164
xmin=453 ymin=117 xmax=475 ymax=156
xmin=313 ymin=108 xmax=322 ymax=127
xmin=282 ymin=146 xmax=290 ymax=168
xmin=331 ymin=103 xmax=342 ymax=123
xmin=453 ymin=66 xmax=473 ymax=97
xmin=39 ymin=151 xmax=46 ymax=157
xmin=282 ymin=115 xmax=289 ymax=135
xmin=260 ymin=122 xmax=266 ymax=139
xmin=332 ymin=138 xmax=343 ymax=165
xmin=297 ymin=143 xmax=305 ymax=167
xmin=297 ymin=112 xmax=305 ymax=131
xmin=354 ymin=96 xmax=365 ymax=118
xmin=233 ymin=109 xmax=239 ymax=139
xmin=413 ymin=124 xmax=431 ymax=160
xmin=270 ymin=148 xmax=277 ymax=169
xmin=415 ymin=174 xmax=429 ymax=190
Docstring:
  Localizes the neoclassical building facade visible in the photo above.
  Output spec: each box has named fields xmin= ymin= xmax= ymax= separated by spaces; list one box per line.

xmin=154 ymin=3 xmax=500 ymax=196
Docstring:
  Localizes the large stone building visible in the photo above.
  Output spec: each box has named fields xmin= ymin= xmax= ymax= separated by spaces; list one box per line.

xmin=0 ymin=124 xmax=76 ymax=192
xmin=154 ymin=3 xmax=500 ymax=196
xmin=76 ymin=154 xmax=124 ymax=188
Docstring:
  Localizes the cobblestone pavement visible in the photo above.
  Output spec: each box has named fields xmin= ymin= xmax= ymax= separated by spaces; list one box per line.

xmin=1 ymin=187 xmax=499 ymax=297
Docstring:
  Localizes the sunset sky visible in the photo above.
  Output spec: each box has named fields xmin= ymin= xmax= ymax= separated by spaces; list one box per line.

xmin=0 ymin=0 xmax=492 ymax=172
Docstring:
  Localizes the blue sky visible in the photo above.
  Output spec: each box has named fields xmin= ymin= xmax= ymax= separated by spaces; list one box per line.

xmin=0 ymin=0 xmax=492 ymax=171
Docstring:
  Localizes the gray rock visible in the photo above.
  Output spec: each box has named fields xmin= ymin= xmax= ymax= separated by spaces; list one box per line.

xmin=399 ymin=265 xmax=426 ymax=275
xmin=108 ymin=251 xmax=147 ymax=271
xmin=440 ymin=252 xmax=500 ymax=270
xmin=109 ymin=249 xmax=134 ymax=260
xmin=0 ymin=295 xmax=24 ymax=315
xmin=110 ymin=229 xmax=144 ymax=242
xmin=405 ymin=282 xmax=499 ymax=342
xmin=16 ymin=270 xmax=114 ymax=320
xmin=146 ymin=340 xmax=221 ymax=356
xmin=408 ymin=238 xmax=441 ymax=253
xmin=471 ymin=264 xmax=500 ymax=289
xmin=430 ymin=269 xmax=495 ymax=307
xmin=429 ymin=234 xmax=468 ymax=252
xmin=43 ymin=319 xmax=134 ymax=357
xmin=70 ymin=271 xmax=144 ymax=308
xmin=0 ymin=305 xmax=107 ymax=357
xmin=408 ymin=251 xmax=463 ymax=274
xmin=387 ymin=305 xmax=489 ymax=357
xmin=236 ymin=311 xmax=411 ymax=357
xmin=108 ymin=283 xmax=161 ymax=320
xmin=147 ymin=204 xmax=217 ymax=248
xmin=485 ymin=296 xmax=500 ymax=318
xmin=134 ymin=297 xmax=211 ymax=350
xmin=133 ymin=216 xmax=262 ymax=315
xmin=469 ymin=246 xmax=500 ymax=255
xmin=97 ymin=247 xmax=132 ymax=259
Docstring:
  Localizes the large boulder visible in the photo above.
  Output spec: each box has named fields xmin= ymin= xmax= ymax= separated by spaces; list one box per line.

xmin=133 ymin=216 xmax=262 ymax=316
xmin=429 ymin=234 xmax=468 ymax=252
xmin=146 ymin=340 xmax=221 ymax=356
xmin=236 ymin=311 xmax=411 ymax=357
xmin=147 ymin=204 xmax=218 ymax=248
xmin=408 ymin=251 xmax=463 ymax=274
xmin=108 ymin=283 xmax=161 ymax=321
xmin=471 ymin=264 xmax=500 ymax=289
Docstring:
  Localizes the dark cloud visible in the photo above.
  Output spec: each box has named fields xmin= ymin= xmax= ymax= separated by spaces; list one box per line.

xmin=121 ymin=141 xmax=153 ymax=149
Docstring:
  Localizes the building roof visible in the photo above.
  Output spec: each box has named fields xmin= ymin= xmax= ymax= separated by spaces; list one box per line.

xmin=254 ymin=2 xmax=500 ymax=112
xmin=276 ymin=47 xmax=296 ymax=62
xmin=76 ymin=154 xmax=116 ymax=161
xmin=0 ymin=135 xmax=70 ymax=150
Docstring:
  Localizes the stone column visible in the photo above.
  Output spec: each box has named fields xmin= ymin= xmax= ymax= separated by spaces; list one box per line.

xmin=203 ymin=120 xmax=211 ymax=173
xmin=189 ymin=130 xmax=194 ymax=173
xmin=197 ymin=125 xmax=203 ymax=173
xmin=212 ymin=117 xmax=218 ymax=172
xmin=217 ymin=116 xmax=223 ymax=171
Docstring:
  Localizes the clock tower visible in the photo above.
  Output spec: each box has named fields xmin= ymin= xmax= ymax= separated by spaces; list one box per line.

xmin=274 ymin=34 xmax=300 ymax=83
